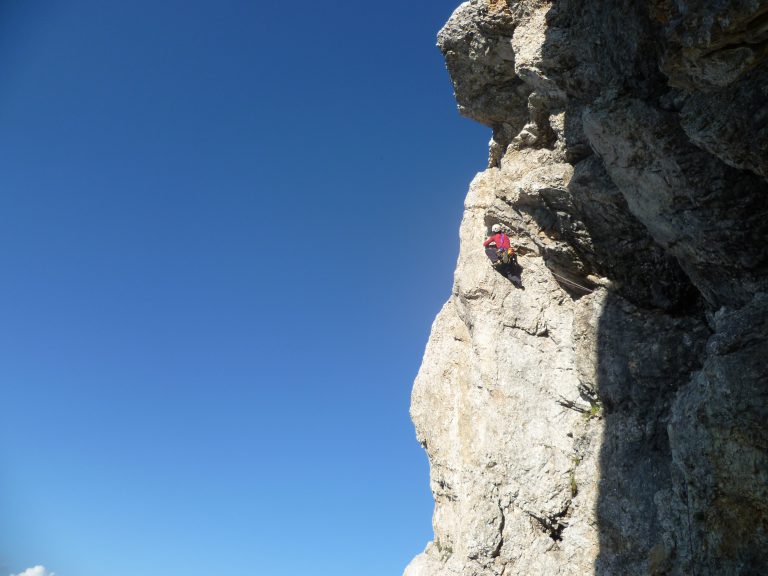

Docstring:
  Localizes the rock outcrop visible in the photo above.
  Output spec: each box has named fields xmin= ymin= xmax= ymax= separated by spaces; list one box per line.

xmin=406 ymin=2 xmax=768 ymax=575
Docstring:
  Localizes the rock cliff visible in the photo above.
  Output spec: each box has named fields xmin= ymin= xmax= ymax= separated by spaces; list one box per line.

xmin=406 ymin=2 xmax=768 ymax=575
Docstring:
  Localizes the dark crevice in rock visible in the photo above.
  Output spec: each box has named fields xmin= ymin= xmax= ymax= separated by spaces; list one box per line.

xmin=528 ymin=504 xmax=570 ymax=543
xmin=492 ymin=506 xmax=505 ymax=558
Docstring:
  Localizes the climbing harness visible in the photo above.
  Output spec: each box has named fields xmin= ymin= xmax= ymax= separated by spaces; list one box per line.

xmin=492 ymin=233 xmax=515 ymax=266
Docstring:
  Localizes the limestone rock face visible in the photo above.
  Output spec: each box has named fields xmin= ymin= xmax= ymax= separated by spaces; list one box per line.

xmin=406 ymin=2 xmax=768 ymax=575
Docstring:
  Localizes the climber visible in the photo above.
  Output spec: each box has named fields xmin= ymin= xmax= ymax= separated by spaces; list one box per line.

xmin=483 ymin=224 xmax=523 ymax=288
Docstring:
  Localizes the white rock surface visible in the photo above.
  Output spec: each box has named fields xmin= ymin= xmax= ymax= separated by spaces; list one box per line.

xmin=407 ymin=1 xmax=768 ymax=575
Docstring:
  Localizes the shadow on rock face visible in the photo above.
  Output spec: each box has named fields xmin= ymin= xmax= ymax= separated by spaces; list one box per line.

xmin=538 ymin=1 xmax=768 ymax=574
xmin=593 ymin=292 xmax=708 ymax=575
xmin=486 ymin=250 xmax=524 ymax=288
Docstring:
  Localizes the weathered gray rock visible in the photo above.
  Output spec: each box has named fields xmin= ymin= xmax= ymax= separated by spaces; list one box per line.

xmin=407 ymin=1 xmax=768 ymax=575
xmin=583 ymin=97 xmax=768 ymax=308
xmin=668 ymin=292 xmax=768 ymax=575
xmin=658 ymin=0 xmax=768 ymax=90
xmin=680 ymin=64 xmax=768 ymax=180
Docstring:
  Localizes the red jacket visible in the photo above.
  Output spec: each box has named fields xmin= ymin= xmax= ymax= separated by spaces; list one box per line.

xmin=483 ymin=232 xmax=511 ymax=250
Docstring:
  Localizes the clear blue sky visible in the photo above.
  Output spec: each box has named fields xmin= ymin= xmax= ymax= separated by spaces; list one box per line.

xmin=0 ymin=2 xmax=487 ymax=575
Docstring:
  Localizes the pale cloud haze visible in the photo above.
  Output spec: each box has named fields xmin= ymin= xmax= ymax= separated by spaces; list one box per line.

xmin=11 ymin=566 xmax=55 ymax=576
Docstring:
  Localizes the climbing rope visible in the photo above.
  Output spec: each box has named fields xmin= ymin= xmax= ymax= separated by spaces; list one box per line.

xmin=551 ymin=272 xmax=594 ymax=294
xmin=475 ymin=239 xmax=596 ymax=294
